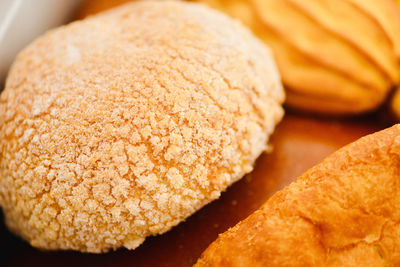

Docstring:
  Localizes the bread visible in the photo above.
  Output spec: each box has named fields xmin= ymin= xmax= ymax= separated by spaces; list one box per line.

xmin=196 ymin=0 xmax=400 ymax=115
xmin=196 ymin=124 xmax=400 ymax=266
xmin=0 ymin=1 xmax=284 ymax=253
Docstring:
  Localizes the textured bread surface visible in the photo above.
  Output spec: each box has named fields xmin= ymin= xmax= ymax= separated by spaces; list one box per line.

xmin=196 ymin=124 xmax=400 ymax=266
xmin=0 ymin=0 xmax=284 ymax=253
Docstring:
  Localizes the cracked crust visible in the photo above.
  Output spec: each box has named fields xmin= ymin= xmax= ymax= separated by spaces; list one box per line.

xmin=196 ymin=124 xmax=400 ymax=266
xmin=0 ymin=1 xmax=284 ymax=253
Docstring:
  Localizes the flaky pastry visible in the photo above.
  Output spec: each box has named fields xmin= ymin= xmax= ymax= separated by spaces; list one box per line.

xmin=196 ymin=124 xmax=400 ymax=266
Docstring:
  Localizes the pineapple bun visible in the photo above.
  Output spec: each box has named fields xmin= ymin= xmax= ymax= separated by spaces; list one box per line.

xmin=0 ymin=1 xmax=284 ymax=252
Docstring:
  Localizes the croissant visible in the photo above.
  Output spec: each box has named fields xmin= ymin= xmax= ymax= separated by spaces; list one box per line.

xmin=196 ymin=124 xmax=400 ymax=266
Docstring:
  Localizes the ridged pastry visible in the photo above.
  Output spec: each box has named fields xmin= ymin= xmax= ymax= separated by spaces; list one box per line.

xmin=0 ymin=1 xmax=284 ymax=253
xmin=196 ymin=0 xmax=400 ymax=115
xmin=254 ymin=21 xmax=385 ymax=114
xmin=347 ymin=0 xmax=400 ymax=59
xmin=287 ymin=0 xmax=399 ymax=84
xmin=254 ymin=0 xmax=392 ymax=89
xmin=196 ymin=124 xmax=400 ymax=266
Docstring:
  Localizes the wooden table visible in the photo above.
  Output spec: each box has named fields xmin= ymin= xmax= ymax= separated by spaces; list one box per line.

xmin=1 ymin=112 xmax=387 ymax=267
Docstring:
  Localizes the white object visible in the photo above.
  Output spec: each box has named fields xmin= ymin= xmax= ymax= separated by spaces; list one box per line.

xmin=0 ymin=0 xmax=82 ymax=84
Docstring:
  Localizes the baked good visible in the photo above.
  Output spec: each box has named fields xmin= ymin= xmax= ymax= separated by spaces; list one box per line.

xmin=391 ymin=87 xmax=400 ymax=121
xmin=196 ymin=124 xmax=400 ymax=266
xmin=196 ymin=0 xmax=400 ymax=115
xmin=286 ymin=0 xmax=399 ymax=84
xmin=389 ymin=0 xmax=400 ymax=121
xmin=347 ymin=0 xmax=400 ymax=59
xmin=77 ymin=0 xmax=132 ymax=18
xmin=0 ymin=0 xmax=284 ymax=253
xmin=254 ymin=24 xmax=384 ymax=114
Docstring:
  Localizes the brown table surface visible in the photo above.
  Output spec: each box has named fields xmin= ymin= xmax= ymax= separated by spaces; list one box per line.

xmin=1 ymin=111 xmax=388 ymax=267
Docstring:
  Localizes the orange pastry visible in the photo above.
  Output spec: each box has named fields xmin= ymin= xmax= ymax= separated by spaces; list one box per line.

xmin=196 ymin=0 xmax=400 ymax=115
xmin=196 ymin=124 xmax=400 ymax=266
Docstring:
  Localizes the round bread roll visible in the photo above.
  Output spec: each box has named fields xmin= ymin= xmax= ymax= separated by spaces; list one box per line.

xmin=0 ymin=1 xmax=284 ymax=253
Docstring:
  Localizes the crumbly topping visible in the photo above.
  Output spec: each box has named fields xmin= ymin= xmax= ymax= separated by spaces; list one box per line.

xmin=0 ymin=0 xmax=284 ymax=252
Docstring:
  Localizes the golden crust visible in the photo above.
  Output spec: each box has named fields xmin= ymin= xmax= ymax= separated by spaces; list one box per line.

xmin=196 ymin=124 xmax=400 ymax=266
xmin=0 ymin=1 xmax=284 ymax=253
